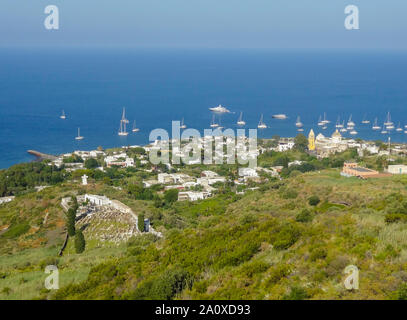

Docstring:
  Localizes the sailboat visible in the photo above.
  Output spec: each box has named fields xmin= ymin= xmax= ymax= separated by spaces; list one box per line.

xmin=340 ymin=121 xmax=347 ymax=133
xmin=372 ymin=118 xmax=381 ymax=130
xmin=317 ymin=115 xmax=324 ymax=126
xmin=180 ymin=118 xmax=187 ymax=129
xmin=257 ymin=114 xmax=267 ymax=129
xmin=132 ymin=120 xmax=140 ymax=132
xmin=361 ymin=114 xmax=370 ymax=124
xmin=335 ymin=116 xmax=343 ymax=128
xmin=60 ymin=110 xmax=66 ymax=120
xmin=75 ymin=127 xmax=84 ymax=140
xmin=321 ymin=112 xmax=330 ymax=124
xmin=295 ymin=116 xmax=303 ymax=128
xmin=396 ymin=122 xmax=403 ymax=132
xmin=381 ymin=123 xmax=388 ymax=134
xmin=347 ymin=115 xmax=355 ymax=127
xmin=118 ymin=108 xmax=129 ymax=136
xmin=384 ymin=112 xmax=393 ymax=126
xmin=386 ymin=122 xmax=395 ymax=130
xmin=217 ymin=117 xmax=224 ymax=130
xmin=237 ymin=112 xmax=246 ymax=126
xmin=349 ymin=129 xmax=358 ymax=135
xmin=210 ymin=114 xmax=219 ymax=128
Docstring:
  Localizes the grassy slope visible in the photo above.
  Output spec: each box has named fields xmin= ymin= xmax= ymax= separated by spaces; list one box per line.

xmin=2 ymin=169 xmax=407 ymax=299
xmin=51 ymin=169 xmax=407 ymax=300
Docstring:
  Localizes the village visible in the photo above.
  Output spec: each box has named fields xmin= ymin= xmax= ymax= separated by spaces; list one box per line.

xmin=3 ymin=130 xmax=405 ymax=246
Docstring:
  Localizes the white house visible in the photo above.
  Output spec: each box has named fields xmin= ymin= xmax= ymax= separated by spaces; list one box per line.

xmin=387 ymin=165 xmax=407 ymax=175
xmin=0 ymin=196 xmax=15 ymax=205
xmin=238 ymin=167 xmax=258 ymax=177
xmin=178 ymin=191 xmax=210 ymax=201
xmin=85 ymin=194 xmax=111 ymax=206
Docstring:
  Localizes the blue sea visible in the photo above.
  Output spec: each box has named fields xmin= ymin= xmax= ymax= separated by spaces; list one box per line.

xmin=1 ymin=48 xmax=407 ymax=168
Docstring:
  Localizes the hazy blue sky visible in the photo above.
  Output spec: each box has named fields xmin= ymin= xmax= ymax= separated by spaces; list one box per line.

xmin=0 ymin=0 xmax=405 ymax=49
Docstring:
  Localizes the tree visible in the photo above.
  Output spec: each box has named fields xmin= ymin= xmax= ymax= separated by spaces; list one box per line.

xmin=84 ymin=158 xmax=99 ymax=169
xmin=75 ymin=230 xmax=85 ymax=253
xmin=67 ymin=208 xmax=76 ymax=237
xmin=164 ymin=189 xmax=179 ymax=205
xmin=138 ymin=213 xmax=145 ymax=232
xmin=294 ymin=134 xmax=308 ymax=152
xmin=67 ymin=199 xmax=78 ymax=237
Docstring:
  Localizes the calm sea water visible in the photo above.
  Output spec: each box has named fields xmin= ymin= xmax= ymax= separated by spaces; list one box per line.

xmin=1 ymin=48 xmax=407 ymax=168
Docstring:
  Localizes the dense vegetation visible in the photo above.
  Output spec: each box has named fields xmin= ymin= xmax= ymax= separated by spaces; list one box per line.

xmin=0 ymin=162 xmax=64 ymax=197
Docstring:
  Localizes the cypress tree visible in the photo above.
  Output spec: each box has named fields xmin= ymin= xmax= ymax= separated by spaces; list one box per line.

xmin=138 ymin=213 xmax=145 ymax=232
xmin=75 ymin=230 xmax=85 ymax=253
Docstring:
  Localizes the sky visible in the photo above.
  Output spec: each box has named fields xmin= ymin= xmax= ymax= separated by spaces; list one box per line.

xmin=0 ymin=0 xmax=406 ymax=49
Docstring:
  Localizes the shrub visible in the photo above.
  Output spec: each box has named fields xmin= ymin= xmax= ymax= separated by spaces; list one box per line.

xmin=75 ymin=230 xmax=86 ymax=254
xmin=281 ymin=189 xmax=298 ymax=200
xmin=385 ymin=213 xmax=407 ymax=224
xmin=308 ymin=195 xmax=320 ymax=206
xmin=138 ymin=213 xmax=145 ymax=232
xmin=396 ymin=284 xmax=407 ymax=300
xmin=164 ymin=189 xmax=179 ymax=205
xmin=283 ymin=286 xmax=309 ymax=300
xmin=271 ymin=224 xmax=301 ymax=250
xmin=1 ymin=222 xmax=30 ymax=238
xmin=296 ymin=209 xmax=314 ymax=223
xmin=131 ymin=267 xmax=192 ymax=300
xmin=1 ymin=287 xmax=11 ymax=295
xmin=310 ymin=247 xmax=328 ymax=261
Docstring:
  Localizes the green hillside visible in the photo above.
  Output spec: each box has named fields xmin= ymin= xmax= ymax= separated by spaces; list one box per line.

xmin=52 ymin=171 xmax=407 ymax=299
xmin=2 ymin=154 xmax=407 ymax=300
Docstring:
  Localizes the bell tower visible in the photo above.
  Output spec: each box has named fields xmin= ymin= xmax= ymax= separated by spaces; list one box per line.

xmin=308 ymin=129 xmax=315 ymax=151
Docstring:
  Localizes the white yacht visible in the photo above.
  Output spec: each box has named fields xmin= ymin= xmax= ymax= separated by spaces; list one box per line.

xmin=297 ymin=128 xmax=304 ymax=132
xmin=237 ymin=112 xmax=246 ymax=126
xmin=295 ymin=116 xmax=303 ymax=128
xmin=180 ymin=118 xmax=187 ymax=129
xmin=257 ymin=114 xmax=267 ymax=129
xmin=350 ymin=129 xmax=358 ymax=135
xmin=209 ymin=104 xmax=231 ymax=113
xmin=372 ymin=118 xmax=381 ymax=130
xmin=75 ymin=127 xmax=84 ymax=140
xmin=132 ymin=120 xmax=140 ymax=132
xmin=272 ymin=114 xmax=288 ymax=120
xmin=60 ymin=110 xmax=66 ymax=120
xmin=118 ymin=108 xmax=129 ymax=136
